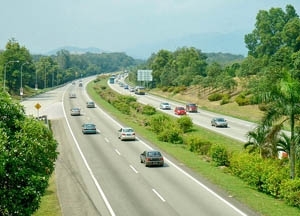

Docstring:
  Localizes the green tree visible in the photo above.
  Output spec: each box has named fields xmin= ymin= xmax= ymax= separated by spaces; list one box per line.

xmin=245 ymin=5 xmax=298 ymax=58
xmin=257 ymin=71 xmax=300 ymax=179
xmin=0 ymin=92 xmax=58 ymax=215
xmin=1 ymin=39 xmax=33 ymax=94
xmin=244 ymin=125 xmax=275 ymax=158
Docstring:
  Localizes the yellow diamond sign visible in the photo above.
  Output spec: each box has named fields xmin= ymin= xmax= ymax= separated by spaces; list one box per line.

xmin=35 ymin=103 xmax=41 ymax=110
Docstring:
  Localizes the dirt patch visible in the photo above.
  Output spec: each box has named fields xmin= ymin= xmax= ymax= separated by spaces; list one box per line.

xmin=150 ymin=86 xmax=264 ymax=123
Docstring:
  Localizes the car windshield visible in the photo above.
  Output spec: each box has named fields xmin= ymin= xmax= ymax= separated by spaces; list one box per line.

xmin=216 ymin=118 xmax=225 ymax=122
xmin=85 ymin=124 xmax=95 ymax=129
xmin=162 ymin=103 xmax=169 ymax=105
xmin=177 ymin=107 xmax=184 ymax=110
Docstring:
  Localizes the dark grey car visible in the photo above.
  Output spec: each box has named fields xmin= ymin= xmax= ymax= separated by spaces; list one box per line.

xmin=140 ymin=150 xmax=164 ymax=167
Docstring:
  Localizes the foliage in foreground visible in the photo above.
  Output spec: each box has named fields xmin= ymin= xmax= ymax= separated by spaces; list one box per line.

xmin=0 ymin=92 xmax=58 ymax=215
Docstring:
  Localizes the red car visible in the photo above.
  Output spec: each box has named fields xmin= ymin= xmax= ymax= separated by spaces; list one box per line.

xmin=174 ymin=106 xmax=186 ymax=115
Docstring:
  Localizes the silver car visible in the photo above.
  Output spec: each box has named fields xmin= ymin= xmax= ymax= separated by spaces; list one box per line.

xmin=118 ymin=127 xmax=136 ymax=141
xmin=160 ymin=102 xmax=171 ymax=110
xmin=70 ymin=107 xmax=81 ymax=116
xmin=211 ymin=117 xmax=228 ymax=127
xmin=86 ymin=101 xmax=95 ymax=108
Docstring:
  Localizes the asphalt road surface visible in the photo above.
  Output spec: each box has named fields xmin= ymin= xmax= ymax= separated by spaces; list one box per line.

xmin=21 ymin=78 xmax=258 ymax=216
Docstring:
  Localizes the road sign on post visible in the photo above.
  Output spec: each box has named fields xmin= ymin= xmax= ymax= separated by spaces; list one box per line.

xmin=35 ymin=103 xmax=41 ymax=118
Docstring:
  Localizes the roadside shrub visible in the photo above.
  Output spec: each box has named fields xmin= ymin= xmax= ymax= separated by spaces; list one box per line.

xmin=258 ymin=103 xmax=268 ymax=111
xmin=220 ymin=94 xmax=230 ymax=105
xmin=149 ymin=114 xmax=171 ymax=133
xmin=157 ymin=122 xmax=183 ymax=144
xmin=161 ymin=86 xmax=169 ymax=92
xmin=229 ymin=153 xmax=264 ymax=188
xmin=280 ymin=179 xmax=300 ymax=208
xmin=184 ymin=135 xmax=212 ymax=155
xmin=167 ymin=86 xmax=175 ymax=92
xmin=209 ymin=144 xmax=230 ymax=166
xmin=141 ymin=105 xmax=156 ymax=115
xmin=208 ymin=93 xmax=223 ymax=101
xmin=177 ymin=116 xmax=193 ymax=133
xmin=235 ymin=93 xmax=250 ymax=106
xmin=229 ymin=152 xmax=290 ymax=196
xmin=112 ymin=101 xmax=131 ymax=115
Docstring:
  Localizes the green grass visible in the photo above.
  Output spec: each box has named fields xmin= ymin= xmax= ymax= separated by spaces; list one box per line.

xmin=33 ymin=174 xmax=61 ymax=216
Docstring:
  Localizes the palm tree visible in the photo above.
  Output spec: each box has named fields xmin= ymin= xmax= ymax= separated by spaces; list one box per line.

xmin=258 ymin=71 xmax=300 ymax=179
xmin=244 ymin=124 xmax=279 ymax=158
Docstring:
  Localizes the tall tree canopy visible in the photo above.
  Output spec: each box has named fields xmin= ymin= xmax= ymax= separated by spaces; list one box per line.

xmin=244 ymin=4 xmax=300 ymax=179
xmin=0 ymin=92 xmax=58 ymax=215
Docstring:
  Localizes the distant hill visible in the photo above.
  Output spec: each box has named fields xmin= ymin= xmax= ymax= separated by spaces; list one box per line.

xmin=42 ymin=31 xmax=248 ymax=61
xmin=46 ymin=46 xmax=105 ymax=55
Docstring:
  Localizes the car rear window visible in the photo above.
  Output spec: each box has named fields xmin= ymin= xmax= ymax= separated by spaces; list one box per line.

xmin=147 ymin=151 xmax=161 ymax=157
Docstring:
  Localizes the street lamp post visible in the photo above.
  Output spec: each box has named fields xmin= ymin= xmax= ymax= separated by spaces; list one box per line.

xmin=3 ymin=60 xmax=19 ymax=91
xmin=20 ymin=62 xmax=29 ymax=100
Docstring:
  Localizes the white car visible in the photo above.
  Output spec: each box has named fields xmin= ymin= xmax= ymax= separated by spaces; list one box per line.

xmin=160 ymin=102 xmax=171 ymax=110
xmin=118 ymin=127 xmax=136 ymax=141
xmin=70 ymin=107 xmax=81 ymax=116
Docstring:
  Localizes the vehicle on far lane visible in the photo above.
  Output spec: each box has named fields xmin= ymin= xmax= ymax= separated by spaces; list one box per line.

xmin=186 ymin=103 xmax=198 ymax=113
xmin=86 ymin=101 xmax=95 ymax=108
xmin=140 ymin=150 xmax=164 ymax=167
xmin=82 ymin=123 xmax=97 ymax=134
xmin=174 ymin=106 xmax=186 ymax=115
xmin=70 ymin=107 xmax=81 ymax=116
xmin=211 ymin=117 xmax=228 ymax=127
xmin=160 ymin=102 xmax=171 ymax=110
xmin=69 ymin=93 xmax=76 ymax=98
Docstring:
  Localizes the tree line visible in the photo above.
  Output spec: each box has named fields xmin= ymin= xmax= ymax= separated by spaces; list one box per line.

xmin=0 ymin=39 xmax=139 ymax=95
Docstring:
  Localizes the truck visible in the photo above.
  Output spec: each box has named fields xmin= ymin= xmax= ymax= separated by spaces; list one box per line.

xmin=109 ymin=77 xmax=115 ymax=84
xmin=134 ymin=86 xmax=146 ymax=95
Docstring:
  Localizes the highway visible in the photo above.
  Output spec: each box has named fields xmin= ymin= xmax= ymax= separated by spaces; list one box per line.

xmin=21 ymin=78 xmax=258 ymax=216
xmin=111 ymin=80 xmax=257 ymax=143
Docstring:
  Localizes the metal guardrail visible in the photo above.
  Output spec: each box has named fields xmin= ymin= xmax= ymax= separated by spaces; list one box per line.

xmin=36 ymin=115 xmax=48 ymax=125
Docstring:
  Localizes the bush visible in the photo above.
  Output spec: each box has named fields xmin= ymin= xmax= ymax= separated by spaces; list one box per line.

xmin=141 ymin=105 xmax=156 ymax=115
xmin=235 ymin=93 xmax=250 ymax=106
xmin=208 ymin=93 xmax=223 ymax=101
xmin=177 ymin=116 xmax=193 ymax=133
xmin=157 ymin=122 xmax=183 ymax=144
xmin=209 ymin=144 xmax=230 ymax=166
xmin=184 ymin=135 xmax=212 ymax=155
xmin=229 ymin=152 xmax=290 ymax=197
xmin=280 ymin=179 xmax=300 ymax=208
xmin=149 ymin=114 xmax=171 ymax=133
xmin=220 ymin=94 xmax=230 ymax=105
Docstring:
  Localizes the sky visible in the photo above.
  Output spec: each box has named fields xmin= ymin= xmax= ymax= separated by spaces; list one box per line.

xmin=1 ymin=0 xmax=300 ymax=58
